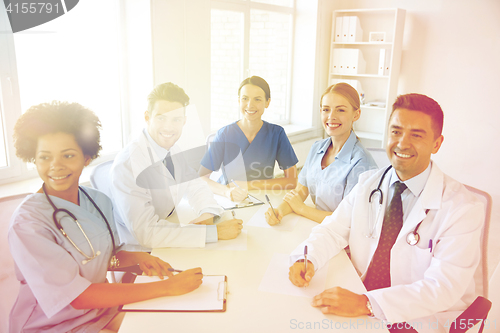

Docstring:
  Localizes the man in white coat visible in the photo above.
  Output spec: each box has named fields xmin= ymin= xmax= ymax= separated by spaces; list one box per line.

xmin=110 ymin=82 xmax=242 ymax=251
xmin=289 ymin=94 xmax=484 ymax=333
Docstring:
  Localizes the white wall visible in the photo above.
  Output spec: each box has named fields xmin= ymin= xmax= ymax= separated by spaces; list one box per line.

xmin=320 ymin=0 xmax=500 ymax=193
xmin=319 ymin=0 xmax=500 ymax=270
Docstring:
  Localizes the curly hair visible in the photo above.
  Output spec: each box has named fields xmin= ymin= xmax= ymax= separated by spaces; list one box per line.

xmin=13 ymin=101 xmax=102 ymax=163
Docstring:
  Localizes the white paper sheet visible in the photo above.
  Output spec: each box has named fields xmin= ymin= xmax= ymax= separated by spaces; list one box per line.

xmin=258 ymin=253 xmax=329 ymax=298
xmin=245 ymin=205 xmax=299 ymax=231
xmin=214 ymin=194 xmax=263 ymax=210
xmin=122 ymin=275 xmax=226 ymax=311
xmin=204 ymin=229 xmax=247 ymax=251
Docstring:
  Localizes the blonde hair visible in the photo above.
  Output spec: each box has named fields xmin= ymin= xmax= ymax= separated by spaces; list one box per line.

xmin=320 ymin=82 xmax=360 ymax=110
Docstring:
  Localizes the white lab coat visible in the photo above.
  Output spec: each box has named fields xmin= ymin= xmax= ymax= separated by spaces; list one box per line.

xmin=291 ymin=162 xmax=484 ymax=333
xmin=110 ymin=131 xmax=223 ymax=250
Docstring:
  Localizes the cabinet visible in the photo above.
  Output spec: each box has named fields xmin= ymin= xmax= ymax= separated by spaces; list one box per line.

xmin=328 ymin=8 xmax=406 ymax=148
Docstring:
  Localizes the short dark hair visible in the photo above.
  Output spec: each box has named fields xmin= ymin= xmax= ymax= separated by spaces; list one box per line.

xmin=147 ymin=82 xmax=190 ymax=115
xmin=13 ymin=101 xmax=102 ymax=163
xmin=238 ymin=76 xmax=271 ymax=101
xmin=391 ymin=93 xmax=444 ymax=138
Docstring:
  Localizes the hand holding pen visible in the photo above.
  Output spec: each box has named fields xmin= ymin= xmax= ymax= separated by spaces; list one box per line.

xmin=288 ymin=252 xmax=315 ymax=288
xmin=228 ymin=180 xmax=249 ymax=203
xmin=264 ymin=194 xmax=281 ymax=226
xmin=161 ymin=267 xmax=204 ymax=296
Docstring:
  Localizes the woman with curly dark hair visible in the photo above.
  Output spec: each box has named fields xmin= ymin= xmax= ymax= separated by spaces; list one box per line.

xmin=9 ymin=101 xmax=202 ymax=333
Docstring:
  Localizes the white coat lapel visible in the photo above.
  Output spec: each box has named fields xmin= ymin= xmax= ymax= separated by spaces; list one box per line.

xmin=397 ymin=161 xmax=443 ymax=243
xmin=365 ymin=167 xmax=393 ymax=264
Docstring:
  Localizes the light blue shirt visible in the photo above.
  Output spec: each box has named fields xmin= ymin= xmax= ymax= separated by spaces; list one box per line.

xmin=144 ymin=129 xmax=218 ymax=242
xmin=298 ymin=131 xmax=377 ymax=212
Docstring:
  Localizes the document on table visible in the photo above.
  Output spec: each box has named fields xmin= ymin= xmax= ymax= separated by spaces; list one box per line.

xmin=120 ymin=275 xmax=227 ymax=312
xmin=214 ymin=194 xmax=264 ymax=210
xmin=245 ymin=205 xmax=299 ymax=231
xmin=258 ymin=253 xmax=328 ymax=298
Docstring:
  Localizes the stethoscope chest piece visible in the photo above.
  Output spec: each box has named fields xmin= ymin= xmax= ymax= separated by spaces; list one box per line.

xmin=406 ymin=232 xmax=420 ymax=246
xmin=82 ymin=251 xmax=101 ymax=265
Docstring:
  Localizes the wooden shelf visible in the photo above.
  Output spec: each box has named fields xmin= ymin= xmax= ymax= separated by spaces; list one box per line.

xmin=335 ymin=8 xmax=399 ymax=14
xmin=330 ymin=73 xmax=389 ymax=79
xmin=332 ymin=42 xmax=392 ymax=46
xmin=329 ymin=8 xmax=405 ymax=148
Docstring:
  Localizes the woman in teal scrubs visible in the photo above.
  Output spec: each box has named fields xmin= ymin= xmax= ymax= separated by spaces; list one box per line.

xmin=266 ymin=83 xmax=377 ymax=224
xmin=200 ymin=76 xmax=298 ymax=202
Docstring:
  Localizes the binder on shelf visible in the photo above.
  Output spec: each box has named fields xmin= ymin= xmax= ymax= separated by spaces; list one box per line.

xmin=350 ymin=79 xmax=363 ymax=96
xmin=339 ymin=49 xmax=347 ymax=74
xmin=335 ymin=16 xmax=343 ymax=42
xmin=332 ymin=48 xmax=342 ymax=74
xmin=384 ymin=51 xmax=391 ymax=76
xmin=378 ymin=49 xmax=386 ymax=76
xmin=341 ymin=16 xmax=350 ymax=42
xmin=348 ymin=16 xmax=363 ymax=42
xmin=346 ymin=49 xmax=366 ymax=74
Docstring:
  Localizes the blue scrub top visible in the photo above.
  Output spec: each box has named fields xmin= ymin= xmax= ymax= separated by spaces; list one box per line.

xmin=201 ymin=121 xmax=298 ymax=184
xmin=299 ymin=131 xmax=377 ymax=212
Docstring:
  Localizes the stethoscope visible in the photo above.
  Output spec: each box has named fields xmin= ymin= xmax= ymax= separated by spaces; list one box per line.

xmin=43 ymin=184 xmax=118 ymax=266
xmin=366 ymin=166 xmax=427 ymax=246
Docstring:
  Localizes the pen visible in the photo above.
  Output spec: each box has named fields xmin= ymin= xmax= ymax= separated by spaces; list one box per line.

xmin=168 ymin=268 xmax=204 ymax=275
xmin=231 ymin=179 xmax=251 ymax=202
xmin=265 ymin=194 xmax=278 ymax=220
xmin=304 ymin=245 xmax=308 ymax=289
xmin=429 ymin=239 xmax=433 ymax=253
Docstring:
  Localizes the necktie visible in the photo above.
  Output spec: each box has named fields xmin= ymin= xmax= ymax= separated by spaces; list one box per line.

xmin=364 ymin=181 xmax=407 ymax=291
xmin=163 ymin=152 xmax=175 ymax=179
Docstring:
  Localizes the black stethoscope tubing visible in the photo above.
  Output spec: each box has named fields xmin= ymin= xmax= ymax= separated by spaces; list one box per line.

xmin=367 ymin=166 xmax=425 ymax=246
xmin=43 ymin=184 xmax=117 ymax=262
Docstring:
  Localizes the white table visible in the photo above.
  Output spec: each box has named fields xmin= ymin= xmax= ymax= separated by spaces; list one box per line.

xmin=118 ymin=190 xmax=389 ymax=333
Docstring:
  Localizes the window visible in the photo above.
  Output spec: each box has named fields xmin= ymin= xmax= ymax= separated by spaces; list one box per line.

xmin=0 ymin=0 xmax=152 ymax=184
xmin=12 ymin=0 xmax=122 ymax=155
xmin=210 ymin=0 xmax=294 ymax=131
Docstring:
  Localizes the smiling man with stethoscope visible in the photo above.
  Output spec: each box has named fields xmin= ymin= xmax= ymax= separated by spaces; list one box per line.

xmin=289 ymin=94 xmax=484 ymax=333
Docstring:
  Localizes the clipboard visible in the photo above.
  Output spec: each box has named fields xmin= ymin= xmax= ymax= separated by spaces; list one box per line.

xmin=214 ymin=193 xmax=264 ymax=210
xmin=217 ymin=163 xmax=264 ymax=210
xmin=119 ymin=275 xmax=227 ymax=312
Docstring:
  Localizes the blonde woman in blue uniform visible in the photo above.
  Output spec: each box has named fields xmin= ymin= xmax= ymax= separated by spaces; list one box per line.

xmin=266 ymin=83 xmax=377 ymax=224
xmin=8 ymin=101 xmax=202 ymax=333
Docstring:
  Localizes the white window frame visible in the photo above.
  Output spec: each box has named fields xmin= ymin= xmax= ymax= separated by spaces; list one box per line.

xmin=0 ymin=0 xmax=152 ymax=186
xmin=210 ymin=0 xmax=295 ymax=127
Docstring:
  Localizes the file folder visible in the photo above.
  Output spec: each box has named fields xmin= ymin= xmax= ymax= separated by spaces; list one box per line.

xmin=120 ymin=275 xmax=227 ymax=312
xmin=348 ymin=16 xmax=363 ymax=42
xmin=335 ymin=16 xmax=343 ymax=42
xmin=341 ymin=16 xmax=350 ymax=42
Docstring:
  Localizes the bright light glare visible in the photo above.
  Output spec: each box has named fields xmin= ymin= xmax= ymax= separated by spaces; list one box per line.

xmin=13 ymin=0 xmax=122 ymax=155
